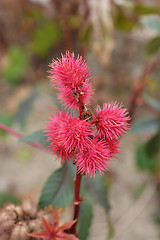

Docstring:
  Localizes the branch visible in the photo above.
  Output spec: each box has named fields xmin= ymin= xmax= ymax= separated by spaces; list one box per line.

xmin=128 ymin=53 xmax=160 ymax=124
xmin=0 ymin=123 xmax=48 ymax=152
xmin=70 ymin=172 xmax=83 ymax=235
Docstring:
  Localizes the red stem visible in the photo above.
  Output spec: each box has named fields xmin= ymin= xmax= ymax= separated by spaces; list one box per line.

xmin=70 ymin=172 xmax=82 ymax=234
xmin=0 ymin=123 xmax=48 ymax=152
xmin=69 ymin=93 xmax=84 ymax=235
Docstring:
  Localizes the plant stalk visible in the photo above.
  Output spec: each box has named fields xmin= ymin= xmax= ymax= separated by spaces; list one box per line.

xmin=70 ymin=171 xmax=82 ymax=234
xmin=0 ymin=123 xmax=48 ymax=152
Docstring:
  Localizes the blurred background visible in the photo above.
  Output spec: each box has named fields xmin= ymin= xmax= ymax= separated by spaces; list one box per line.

xmin=0 ymin=0 xmax=160 ymax=239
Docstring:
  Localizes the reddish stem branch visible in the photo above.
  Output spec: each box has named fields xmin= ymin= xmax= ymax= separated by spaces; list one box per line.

xmin=69 ymin=93 xmax=85 ymax=235
xmin=0 ymin=123 xmax=48 ymax=152
xmin=128 ymin=53 xmax=160 ymax=124
xmin=70 ymin=172 xmax=82 ymax=234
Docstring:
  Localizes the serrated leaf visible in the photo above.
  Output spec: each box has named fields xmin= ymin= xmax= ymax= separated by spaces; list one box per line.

xmin=134 ymin=4 xmax=160 ymax=15
xmin=145 ymin=132 xmax=160 ymax=157
xmin=131 ymin=117 xmax=160 ymax=133
xmin=39 ymin=163 xmax=75 ymax=208
xmin=146 ymin=36 xmax=160 ymax=55
xmin=143 ymin=94 xmax=160 ymax=112
xmin=13 ymin=90 xmax=38 ymax=129
xmin=19 ymin=130 xmax=49 ymax=148
xmin=136 ymin=143 xmax=158 ymax=173
xmin=78 ymin=197 xmax=93 ymax=240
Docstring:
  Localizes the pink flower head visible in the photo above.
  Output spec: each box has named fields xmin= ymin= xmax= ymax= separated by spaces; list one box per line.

xmin=74 ymin=138 xmax=110 ymax=177
xmin=46 ymin=111 xmax=92 ymax=161
xmin=46 ymin=52 xmax=130 ymax=178
xmin=94 ymin=103 xmax=130 ymax=140
xmin=49 ymin=51 xmax=93 ymax=109
xmin=102 ymin=138 xmax=120 ymax=158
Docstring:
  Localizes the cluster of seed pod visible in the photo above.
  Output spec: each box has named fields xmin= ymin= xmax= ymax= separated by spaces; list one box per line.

xmin=0 ymin=199 xmax=52 ymax=240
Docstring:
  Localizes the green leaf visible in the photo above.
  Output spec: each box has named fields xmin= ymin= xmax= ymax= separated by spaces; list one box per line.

xmin=136 ymin=143 xmax=159 ymax=173
xmin=29 ymin=20 xmax=61 ymax=58
xmin=0 ymin=114 xmax=12 ymax=136
xmin=78 ymin=197 xmax=93 ymax=240
xmin=84 ymin=174 xmax=110 ymax=211
xmin=131 ymin=117 xmax=160 ymax=133
xmin=38 ymin=163 xmax=75 ymax=208
xmin=19 ymin=130 xmax=49 ymax=148
xmin=13 ymin=90 xmax=38 ymax=129
xmin=3 ymin=45 xmax=29 ymax=85
xmin=80 ymin=24 xmax=92 ymax=45
xmin=84 ymin=175 xmax=114 ymax=239
xmin=143 ymin=94 xmax=160 ymax=112
xmin=141 ymin=17 xmax=160 ymax=35
xmin=146 ymin=36 xmax=160 ymax=55
xmin=145 ymin=132 xmax=160 ymax=157
xmin=153 ymin=207 xmax=160 ymax=225
xmin=0 ymin=192 xmax=20 ymax=207
xmin=69 ymin=15 xmax=82 ymax=29
xmin=134 ymin=4 xmax=160 ymax=15
xmin=113 ymin=6 xmax=137 ymax=32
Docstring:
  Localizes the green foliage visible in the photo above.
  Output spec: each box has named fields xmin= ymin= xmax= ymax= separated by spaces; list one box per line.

xmin=131 ymin=117 xmax=160 ymax=133
xmin=134 ymin=4 xmax=160 ymax=15
xmin=154 ymin=207 xmax=160 ymax=225
xmin=84 ymin=174 xmax=110 ymax=211
xmin=83 ymin=174 xmax=114 ymax=240
xmin=0 ymin=192 xmax=20 ymax=208
xmin=13 ymin=90 xmax=38 ymax=129
xmin=145 ymin=133 xmax=160 ymax=157
xmin=20 ymin=130 xmax=49 ymax=148
xmin=136 ymin=139 xmax=159 ymax=173
xmin=69 ymin=15 xmax=82 ymax=29
xmin=3 ymin=45 xmax=29 ymax=85
xmin=0 ymin=114 xmax=12 ymax=136
xmin=38 ymin=159 xmax=113 ymax=239
xmin=38 ymin=163 xmax=75 ymax=208
xmin=78 ymin=197 xmax=93 ymax=240
xmin=29 ymin=20 xmax=61 ymax=58
xmin=146 ymin=36 xmax=160 ymax=55
xmin=80 ymin=24 xmax=92 ymax=45
xmin=112 ymin=5 xmax=137 ymax=32
xmin=25 ymin=8 xmax=45 ymax=23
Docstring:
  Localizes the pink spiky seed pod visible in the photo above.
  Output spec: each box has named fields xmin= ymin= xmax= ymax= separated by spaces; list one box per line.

xmin=74 ymin=138 xmax=111 ymax=177
xmin=49 ymin=51 xmax=93 ymax=109
xmin=45 ymin=111 xmax=92 ymax=162
xmin=94 ymin=102 xmax=130 ymax=140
